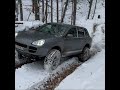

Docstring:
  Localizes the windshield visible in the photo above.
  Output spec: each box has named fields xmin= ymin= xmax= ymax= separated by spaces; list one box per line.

xmin=37 ymin=24 xmax=67 ymax=36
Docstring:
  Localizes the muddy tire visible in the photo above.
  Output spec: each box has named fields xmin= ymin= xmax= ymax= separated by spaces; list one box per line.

xmin=79 ymin=47 xmax=90 ymax=62
xmin=44 ymin=49 xmax=61 ymax=72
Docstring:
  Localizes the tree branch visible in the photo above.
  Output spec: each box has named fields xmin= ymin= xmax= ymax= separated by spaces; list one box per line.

xmin=87 ymin=0 xmax=90 ymax=4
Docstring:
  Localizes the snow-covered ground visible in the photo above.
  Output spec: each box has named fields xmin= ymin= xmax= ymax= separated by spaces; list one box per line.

xmin=15 ymin=0 xmax=105 ymax=90
xmin=55 ymin=50 xmax=105 ymax=90
xmin=15 ymin=61 xmax=49 ymax=89
xmin=15 ymin=57 xmax=80 ymax=90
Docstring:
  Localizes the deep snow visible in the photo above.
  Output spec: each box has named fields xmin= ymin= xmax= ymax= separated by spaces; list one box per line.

xmin=55 ymin=50 xmax=105 ymax=90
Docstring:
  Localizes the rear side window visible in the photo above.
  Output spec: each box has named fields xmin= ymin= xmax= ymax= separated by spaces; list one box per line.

xmin=84 ymin=28 xmax=90 ymax=37
xmin=77 ymin=28 xmax=85 ymax=37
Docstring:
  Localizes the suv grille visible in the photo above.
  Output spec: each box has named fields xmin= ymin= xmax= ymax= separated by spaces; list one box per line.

xmin=15 ymin=42 xmax=37 ymax=53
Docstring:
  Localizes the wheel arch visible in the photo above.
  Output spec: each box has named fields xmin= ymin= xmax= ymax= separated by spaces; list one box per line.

xmin=51 ymin=46 xmax=62 ymax=52
xmin=84 ymin=44 xmax=91 ymax=49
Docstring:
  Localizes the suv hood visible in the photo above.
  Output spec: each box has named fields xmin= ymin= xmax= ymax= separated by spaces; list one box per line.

xmin=15 ymin=30 xmax=55 ymax=45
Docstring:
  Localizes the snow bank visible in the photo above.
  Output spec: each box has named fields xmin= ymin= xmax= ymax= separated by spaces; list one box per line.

xmin=91 ymin=23 xmax=105 ymax=52
xmin=55 ymin=49 xmax=105 ymax=90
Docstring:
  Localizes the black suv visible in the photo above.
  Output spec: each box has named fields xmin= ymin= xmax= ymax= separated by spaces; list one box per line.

xmin=15 ymin=23 xmax=92 ymax=71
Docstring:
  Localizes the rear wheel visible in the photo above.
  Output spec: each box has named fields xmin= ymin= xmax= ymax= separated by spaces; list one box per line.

xmin=79 ymin=47 xmax=90 ymax=62
xmin=44 ymin=49 xmax=61 ymax=72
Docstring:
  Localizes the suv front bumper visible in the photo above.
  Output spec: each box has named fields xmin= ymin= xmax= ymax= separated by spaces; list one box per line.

xmin=15 ymin=42 xmax=49 ymax=59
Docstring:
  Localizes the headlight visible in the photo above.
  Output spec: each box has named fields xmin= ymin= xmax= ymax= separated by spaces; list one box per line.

xmin=32 ymin=39 xmax=45 ymax=46
xmin=15 ymin=33 xmax=18 ymax=37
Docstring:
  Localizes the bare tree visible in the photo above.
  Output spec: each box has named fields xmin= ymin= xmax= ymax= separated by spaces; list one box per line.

xmin=56 ymin=0 xmax=59 ymax=22
xmin=61 ymin=0 xmax=69 ymax=23
xmin=73 ymin=0 xmax=77 ymax=25
xmin=42 ymin=0 xmax=45 ymax=22
xmin=92 ymin=0 xmax=97 ymax=19
xmin=45 ymin=0 xmax=48 ymax=23
xmin=18 ymin=0 xmax=23 ymax=21
xmin=61 ymin=0 xmax=64 ymax=19
xmin=38 ymin=0 xmax=41 ymax=20
xmin=34 ymin=0 xmax=40 ymax=20
xmin=71 ymin=0 xmax=74 ymax=25
xmin=51 ymin=0 xmax=53 ymax=22
xmin=32 ymin=0 xmax=35 ymax=13
xmin=87 ymin=0 xmax=93 ymax=19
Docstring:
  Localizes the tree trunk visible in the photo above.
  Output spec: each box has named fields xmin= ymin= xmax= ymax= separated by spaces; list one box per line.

xmin=51 ymin=0 xmax=53 ymax=22
xmin=32 ymin=0 xmax=35 ymax=13
xmin=92 ymin=0 xmax=97 ymax=19
xmin=38 ymin=0 xmax=40 ymax=20
xmin=73 ymin=0 xmax=77 ymax=25
xmin=61 ymin=0 xmax=64 ymax=19
xmin=61 ymin=0 xmax=69 ymax=23
xmin=42 ymin=0 xmax=45 ymax=22
xmin=34 ymin=0 xmax=40 ymax=20
xmin=45 ymin=0 xmax=48 ymax=23
xmin=18 ymin=0 xmax=23 ymax=21
xmin=71 ymin=0 xmax=74 ymax=25
xmin=87 ymin=0 xmax=93 ymax=19
xmin=56 ymin=0 xmax=59 ymax=22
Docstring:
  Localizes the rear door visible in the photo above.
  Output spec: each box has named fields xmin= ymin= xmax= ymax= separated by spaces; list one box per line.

xmin=63 ymin=27 xmax=81 ymax=54
xmin=77 ymin=27 xmax=86 ymax=50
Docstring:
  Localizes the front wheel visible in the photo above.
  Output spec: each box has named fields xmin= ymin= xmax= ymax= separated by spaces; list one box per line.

xmin=44 ymin=49 xmax=61 ymax=72
xmin=79 ymin=47 xmax=90 ymax=62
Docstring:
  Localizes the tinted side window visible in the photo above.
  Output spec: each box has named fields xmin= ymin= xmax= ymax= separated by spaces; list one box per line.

xmin=78 ymin=28 xmax=84 ymax=37
xmin=67 ymin=28 xmax=77 ymax=37
xmin=84 ymin=28 xmax=89 ymax=37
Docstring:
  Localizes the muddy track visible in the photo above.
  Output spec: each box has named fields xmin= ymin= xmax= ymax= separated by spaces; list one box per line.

xmin=26 ymin=57 xmax=81 ymax=90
